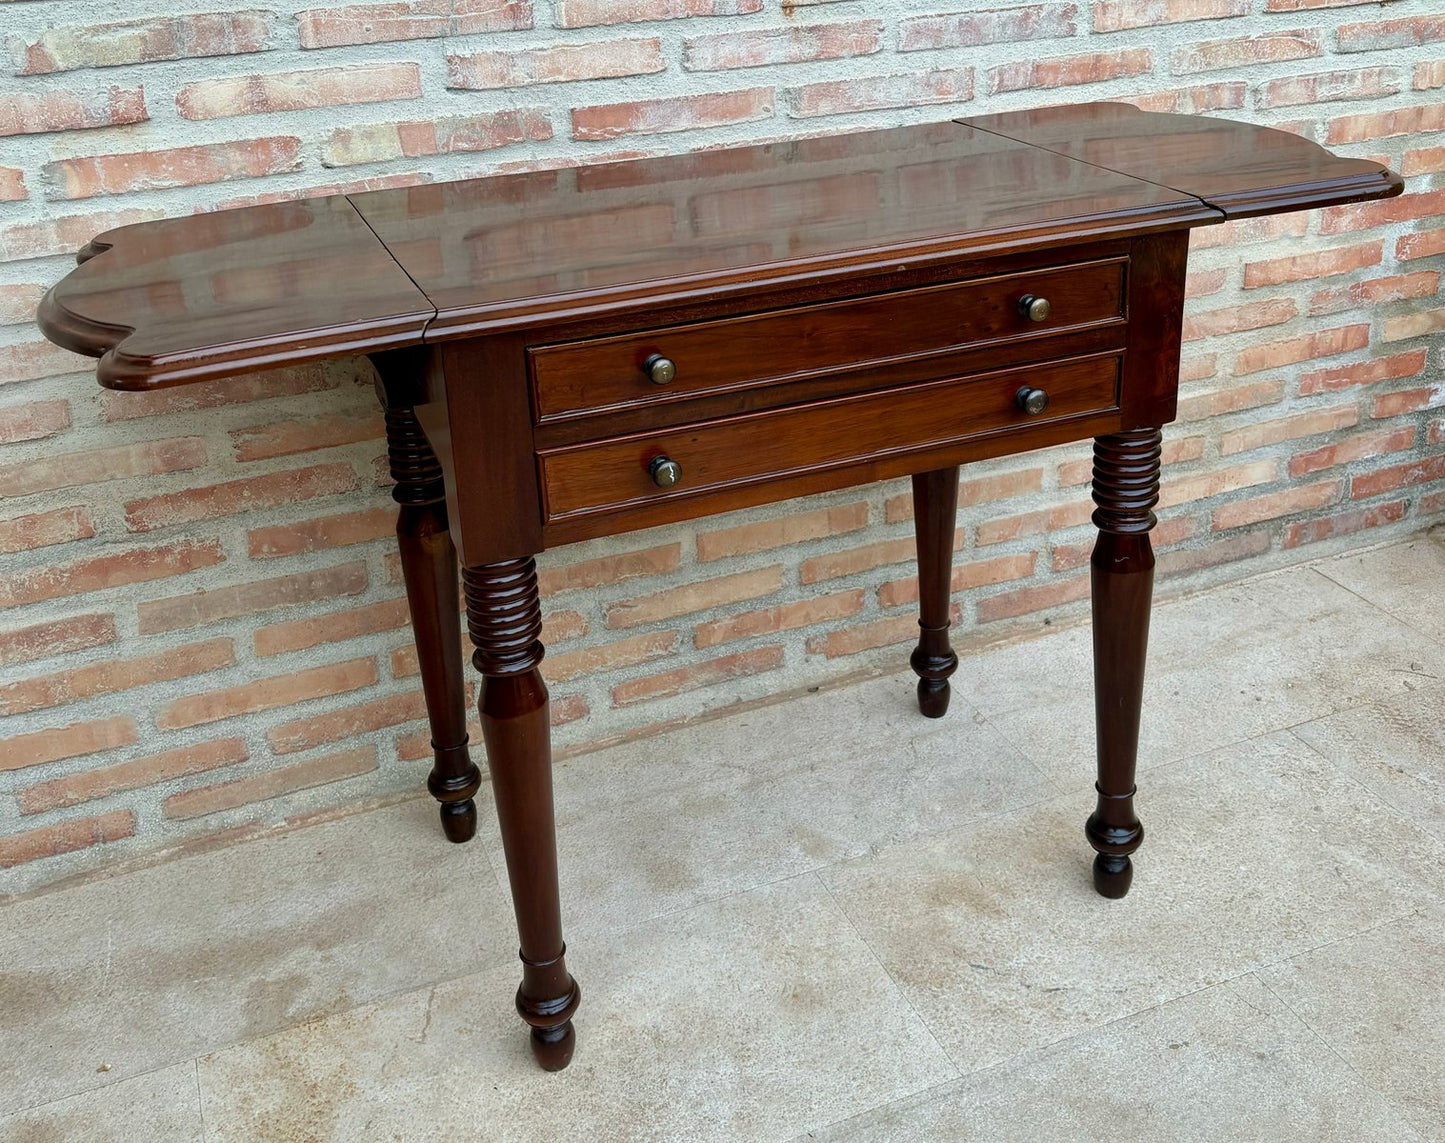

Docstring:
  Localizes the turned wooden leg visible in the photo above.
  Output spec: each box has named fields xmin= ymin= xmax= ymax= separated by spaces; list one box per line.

xmin=463 ymin=558 xmax=580 ymax=1071
xmin=910 ymin=466 xmax=960 ymax=718
xmin=1086 ymin=428 xmax=1160 ymax=899
xmin=381 ymin=398 xmax=481 ymax=843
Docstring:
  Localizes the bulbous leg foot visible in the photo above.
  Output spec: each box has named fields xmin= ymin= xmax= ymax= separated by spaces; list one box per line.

xmin=530 ymin=1021 xmax=577 ymax=1071
xmin=1092 ymin=853 xmax=1133 ymax=898
xmin=438 ymin=799 xmax=478 ymax=843
xmin=915 ymin=674 xmax=952 ymax=719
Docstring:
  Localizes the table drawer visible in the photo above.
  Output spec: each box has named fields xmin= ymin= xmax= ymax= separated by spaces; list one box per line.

xmin=540 ymin=352 xmax=1119 ymax=522
xmin=529 ymin=257 xmax=1127 ymax=424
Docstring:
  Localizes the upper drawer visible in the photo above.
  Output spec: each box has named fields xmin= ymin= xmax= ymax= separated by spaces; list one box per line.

xmin=529 ymin=256 xmax=1127 ymax=423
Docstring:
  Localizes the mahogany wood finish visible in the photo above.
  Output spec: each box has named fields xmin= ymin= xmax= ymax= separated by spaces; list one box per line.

xmin=35 ymin=105 xmax=1405 ymax=1070
xmin=910 ymin=467 xmax=961 ymax=718
xmin=462 ymin=559 xmax=580 ymax=1071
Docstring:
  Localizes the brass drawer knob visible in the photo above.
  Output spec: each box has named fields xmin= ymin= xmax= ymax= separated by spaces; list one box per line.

xmin=1016 ymin=386 xmax=1049 ymax=416
xmin=649 ymin=455 xmax=682 ymax=488
xmin=1019 ymin=294 xmax=1052 ymax=322
xmin=644 ymin=354 xmax=676 ymax=385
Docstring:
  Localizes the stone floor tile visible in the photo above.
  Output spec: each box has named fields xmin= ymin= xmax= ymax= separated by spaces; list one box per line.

xmin=0 ymin=798 xmax=513 ymax=1117
xmin=0 ymin=1063 xmax=204 ymax=1143
xmin=195 ymin=874 xmax=957 ymax=1142
xmin=1316 ymin=526 xmax=1445 ymax=646
xmin=804 ymin=975 xmax=1425 ymax=1142
xmin=952 ymin=564 xmax=1445 ymax=786
xmin=820 ymin=730 xmax=1445 ymax=1073
xmin=1259 ymin=906 xmax=1445 ymax=1142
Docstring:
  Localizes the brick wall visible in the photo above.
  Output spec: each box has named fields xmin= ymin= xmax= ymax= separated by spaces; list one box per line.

xmin=0 ymin=0 xmax=1441 ymax=893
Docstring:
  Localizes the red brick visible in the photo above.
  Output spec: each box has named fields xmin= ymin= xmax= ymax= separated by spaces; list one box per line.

xmin=1268 ymin=0 xmax=1385 ymax=8
xmin=0 ymin=279 xmax=47 ymax=322
xmin=1161 ymin=460 xmax=1277 ymax=508
xmin=1185 ymin=268 xmax=1227 ymax=298
xmin=1190 ymin=213 xmax=1309 ymax=250
xmin=1052 ymin=516 xmax=1196 ymax=572
xmin=0 ymin=340 xmax=93 ymax=385
xmin=990 ymin=49 xmax=1149 ymax=93
xmin=0 ymin=506 xmax=94 ymax=554
xmin=1178 ymin=379 xmax=1284 ymax=421
xmin=1128 ymin=81 xmax=1247 ymax=114
xmin=539 ymin=543 xmax=682 ymax=595
xmin=1171 ymin=29 xmax=1322 ymax=73
xmin=802 ymin=536 xmax=948 ymax=585
xmin=247 ymin=506 xmax=394 ymax=560
xmin=696 ymin=503 xmax=868 ymax=561
xmin=163 ymin=745 xmax=377 ymax=820
xmin=977 ymin=575 xmax=1090 ymax=622
xmin=0 ymin=638 xmax=235 ymax=717
xmin=178 ymin=63 xmax=421 ymax=120
xmin=1321 ymin=190 xmax=1445 ymax=235
xmin=0 ymin=811 xmax=135 ymax=869
xmin=1373 ymin=387 xmax=1443 ymax=419
xmin=612 ymin=645 xmax=783 ymax=707
xmin=0 ymin=539 xmax=225 ymax=609
xmin=102 ymin=364 xmax=344 ymax=421
xmin=139 ymin=562 xmax=370 ymax=636
xmin=1285 ymin=500 xmax=1408 ymax=548
xmin=557 ymin=0 xmax=759 ymax=28
xmin=0 ymin=716 xmax=137 ymax=772
xmin=605 ymin=566 xmax=784 ymax=628
xmin=159 ymin=656 xmax=378 ymax=730
xmin=258 ymin=596 xmax=411 ymax=657
xmin=1290 ymin=425 xmax=1417 ymax=477
xmin=807 ymin=606 xmax=959 ymax=658
xmin=125 ymin=463 xmax=358 ymax=532
xmin=44 ymin=137 xmax=303 ymax=200
xmin=878 ymin=552 xmax=1037 ymax=608
xmin=14 ymin=13 xmax=273 ymax=75
xmin=1157 ymin=531 xmax=1271 ymax=576
xmin=574 ymin=88 xmax=773 ymax=140
xmin=1182 ymin=297 xmax=1296 ymax=341
xmin=449 ymin=39 xmax=663 ymax=88
xmin=694 ymin=590 xmax=865 ymax=649
xmin=1352 ymin=455 xmax=1445 ymax=500
xmin=19 ymin=737 xmax=250 ymax=815
xmin=548 ymin=630 xmax=678 ymax=682
xmin=1385 ymin=308 xmax=1445 ymax=343
xmin=298 ymin=1 xmax=532 ymax=46
xmin=0 ymin=205 xmax=165 ymax=262
xmin=1212 ymin=479 xmax=1342 ymax=531
xmin=1404 ymin=148 xmax=1445 ymax=177
xmin=0 ymin=437 xmax=205 ymax=499
xmin=900 ymin=4 xmax=1076 ymax=50
xmin=1337 ymin=15 xmax=1445 ymax=53
xmin=1397 ymin=230 xmax=1445 ymax=262
xmin=685 ymin=20 xmax=880 ymax=69
xmin=1180 ymin=353 xmax=1218 ymax=382
xmin=0 ymin=168 xmax=27 ymax=201
xmin=269 ymin=689 xmax=428 ymax=753
xmin=1417 ymin=61 xmax=1445 ymax=89
xmin=1243 ymin=240 xmax=1383 ymax=288
xmin=0 ymin=383 xmax=72 ymax=435
xmin=1299 ymin=350 xmax=1427 ymax=395
xmin=1218 ymin=405 xmax=1358 ymax=455
xmin=229 ymin=412 xmax=381 ymax=462
xmin=0 ymin=614 xmax=116 ymax=669
xmin=976 ymin=500 xmax=1094 ymax=545
xmin=1313 ymin=271 xmax=1440 ymax=317
xmin=789 ymin=69 xmax=972 ymax=117
xmin=1258 ymin=67 xmax=1404 ymax=108
xmin=1094 ymin=0 xmax=1245 ymax=30
xmin=1233 ymin=324 xmax=1370 ymax=376
xmin=1327 ymin=103 xmax=1445 ymax=145
xmin=0 ymin=85 xmax=147 ymax=136
xmin=322 ymin=108 xmax=552 ymax=166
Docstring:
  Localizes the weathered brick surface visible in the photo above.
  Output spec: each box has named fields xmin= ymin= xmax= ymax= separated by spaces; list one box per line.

xmin=1 ymin=0 xmax=1442 ymax=893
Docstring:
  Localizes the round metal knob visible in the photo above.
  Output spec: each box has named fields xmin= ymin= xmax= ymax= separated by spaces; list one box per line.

xmin=1016 ymin=386 xmax=1049 ymax=416
xmin=644 ymin=354 xmax=676 ymax=385
xmin=649 ymin=455 xmax=682 ymax=488
xmin=1019 ymin=294 xmax=1052 ymax=322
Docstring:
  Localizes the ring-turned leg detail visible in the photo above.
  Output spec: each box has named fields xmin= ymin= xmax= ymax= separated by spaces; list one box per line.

xmin=464 ymin=558 xmax=580 ymax=1070
xmin=1086 ymin=428 xmax=1160 ymax=899
xmin=910 ymin=467 xmax=960 ymax=718
xmin=381 ymin=393 xmax=480 ymax=843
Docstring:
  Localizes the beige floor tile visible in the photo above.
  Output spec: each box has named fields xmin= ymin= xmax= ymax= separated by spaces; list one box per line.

xmin=1316 ymin=527 xmax=1445 ymax=646
xmin=1291 ymin=679 xmax=1445 ymax=843
xmin=0 ymin=798 xmax=513 ymax=1117
xmin=1260 ymin=906 xmax=1445 ymax=1142
xmin=952 ymin=564 xmax=1445 ymax=786
xmin=195 ymin=874 xmax=957 ymax=1143
xmin=804 ymin=974 xmax=1425 ymax=1142
xmin=500 ymin=673 xmax=1052 ymax=937
xmin=0 ymin=1063 xmax=204 ymax=1143
xmin=821 ymin=730 xmax=1445 ymax=1073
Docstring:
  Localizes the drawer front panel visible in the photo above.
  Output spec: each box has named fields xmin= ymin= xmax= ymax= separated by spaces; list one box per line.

xmin=529 ymin=258 xmax=1126 ymax=423
xmin=540 ymin=352 xmax=1119 ymax=522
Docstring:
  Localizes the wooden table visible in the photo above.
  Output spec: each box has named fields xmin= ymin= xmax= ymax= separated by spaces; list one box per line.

xmin=38 ymin=103 xmax=1401 ymax=1070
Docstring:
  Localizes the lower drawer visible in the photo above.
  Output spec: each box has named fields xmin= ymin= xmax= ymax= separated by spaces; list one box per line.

xmin=539 ymin=352 xmax=1119 ymax=522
